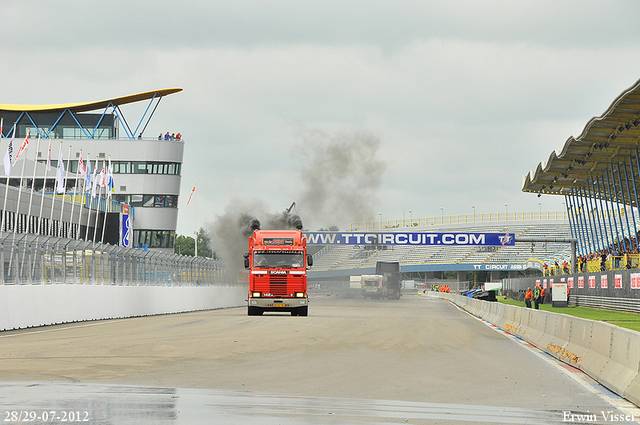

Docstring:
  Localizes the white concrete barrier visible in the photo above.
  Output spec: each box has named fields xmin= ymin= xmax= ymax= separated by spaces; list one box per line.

xmin=429 ymin=292 xmax=640 ymax=407
xmin=0 ymin=284 xmax=248 ymax=331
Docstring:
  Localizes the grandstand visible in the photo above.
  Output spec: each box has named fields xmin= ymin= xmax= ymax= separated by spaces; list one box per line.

xmin=310 ymin=213 xmax=573 ymax=280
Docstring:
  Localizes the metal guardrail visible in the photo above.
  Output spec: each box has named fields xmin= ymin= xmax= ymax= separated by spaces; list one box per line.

xmin=570 ymin=294 xmax=640 ymax=314
xmin=349 ymin=211 xmax=568 ymax=231
xmin=0 ymin=233 xmax=232 ymax=286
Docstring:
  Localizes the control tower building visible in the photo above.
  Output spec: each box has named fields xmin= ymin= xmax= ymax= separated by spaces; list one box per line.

xmin=0 ymin=88 xmax=184 ymax=253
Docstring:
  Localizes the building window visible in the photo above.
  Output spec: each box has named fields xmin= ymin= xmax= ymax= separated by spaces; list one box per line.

xmin=111 ymin=161 xmax=181 ymax=175
xmin=133 ymin=229 xmax=175 ymax=249
xmin=122 ymin=194 xmax=178 ymax=208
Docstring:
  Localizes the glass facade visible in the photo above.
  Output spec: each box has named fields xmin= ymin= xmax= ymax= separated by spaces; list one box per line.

xmin=39 ymin=160 xmax=181 ymax=176
xmin=134 ymin=229 xmax=175 ymax=249
xmin=113 ymin=194 xmax=178 ymax=208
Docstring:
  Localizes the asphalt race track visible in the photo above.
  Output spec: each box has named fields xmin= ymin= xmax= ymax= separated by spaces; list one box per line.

xmin=0 ymin=294 xmax=638 ymax=424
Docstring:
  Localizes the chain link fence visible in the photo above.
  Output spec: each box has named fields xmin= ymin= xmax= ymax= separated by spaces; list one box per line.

xmin=0 ymin=233 xmax=231 ymax=286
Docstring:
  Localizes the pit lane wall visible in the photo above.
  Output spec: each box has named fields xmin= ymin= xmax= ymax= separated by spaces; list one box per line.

xmin=0 ymin=284 xmax=248 ymax=332
xmin=431 ymin=292 xmax=640 ymax=407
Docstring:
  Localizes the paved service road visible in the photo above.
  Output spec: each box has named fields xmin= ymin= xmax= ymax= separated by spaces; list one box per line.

xmin=0 ymin=294 xmax=638 ymax=424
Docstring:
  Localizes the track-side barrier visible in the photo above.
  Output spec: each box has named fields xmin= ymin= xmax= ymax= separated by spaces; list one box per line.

xmin=428 ymin=292 xmax=640 ymax=407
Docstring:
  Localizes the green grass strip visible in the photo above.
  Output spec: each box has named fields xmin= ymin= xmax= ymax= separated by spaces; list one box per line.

xmin=497 ymin=296 xmax=640 ymax=333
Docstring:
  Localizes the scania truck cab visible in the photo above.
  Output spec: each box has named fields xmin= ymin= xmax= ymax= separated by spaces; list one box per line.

xmin=244 ymin=229 xmax=313 ymax=316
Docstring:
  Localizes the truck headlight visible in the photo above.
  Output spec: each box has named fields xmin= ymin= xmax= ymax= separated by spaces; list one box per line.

xmin=252 ymin=292 xmax=261 ymax=298
xmin=295 ymin=292 xmax=305 ymax=298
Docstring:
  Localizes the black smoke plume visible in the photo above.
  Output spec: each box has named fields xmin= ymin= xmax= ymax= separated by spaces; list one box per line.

xmin=293 ymin=128 xmax=386 ymax=229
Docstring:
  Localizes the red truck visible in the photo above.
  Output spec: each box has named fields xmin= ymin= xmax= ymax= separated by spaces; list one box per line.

xmin=244 ymin=229 xmax=313 ymax=316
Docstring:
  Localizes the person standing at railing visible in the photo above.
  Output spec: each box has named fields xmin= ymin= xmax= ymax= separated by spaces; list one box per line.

xmin=543 ymin=263 xmax=548 ymax=276
xmin=524 ymin=287 xmax=533 ymax=308
xmin=533 ymin=283 xmax=542 ymax=310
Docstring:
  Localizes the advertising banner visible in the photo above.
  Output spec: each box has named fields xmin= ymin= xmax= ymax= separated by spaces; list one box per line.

xmin=121 ymin=204 xmax=131 ymax=248
xmin=304 ymin=232 xmax=515 ymax=246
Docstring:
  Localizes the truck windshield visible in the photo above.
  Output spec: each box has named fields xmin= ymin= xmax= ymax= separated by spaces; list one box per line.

xmin=253 ymin=252 xmax=304 ymax=268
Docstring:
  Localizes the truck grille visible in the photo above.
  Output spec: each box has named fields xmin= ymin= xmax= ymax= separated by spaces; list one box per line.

xmin=270 ymin=275 xmax=288 ymax=296
xmin=253 ymin=274 xmax=304 ymax=297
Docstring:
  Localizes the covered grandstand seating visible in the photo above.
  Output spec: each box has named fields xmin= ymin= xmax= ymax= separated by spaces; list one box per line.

xmin=312 ymin=219 xmax=572 ymax=272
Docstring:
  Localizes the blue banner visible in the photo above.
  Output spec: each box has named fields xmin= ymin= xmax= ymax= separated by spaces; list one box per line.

xmin=121 ymin=204 xmax=131 ymax=248
xmin=304 ymin=232 xmax=515 ymax=246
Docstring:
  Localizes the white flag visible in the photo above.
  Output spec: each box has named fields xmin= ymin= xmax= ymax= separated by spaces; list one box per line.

xmin=56 ymin=150 xmax=65 ymax=194
xmin=79 ymin=155 xmax=86 ymax=180
xmin=99 ymin=161 xmax=106 ymax=187
xmin=85 ymin=158 xmax=92 ymax=191
xmin=107 ymin=158 xmax=114 ymax=198
xmin=3 ymin=125 xmax=15 ymax=176
xmin=13 ymin=130 xmax=29 ymax=165
xmin=46 ymin=140 xmax=52 ymax=171
xmin=91 ymin=161 xmax=98 ymax=197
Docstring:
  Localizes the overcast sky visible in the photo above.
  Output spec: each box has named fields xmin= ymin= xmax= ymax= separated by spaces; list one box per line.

xmin=3 ymin=0 xmax=640 ymax=236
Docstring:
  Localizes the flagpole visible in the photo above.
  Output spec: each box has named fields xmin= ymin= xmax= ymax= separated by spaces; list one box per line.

xmin=86 ymin=156 xmax=98 ymax=241
xmin=69 ymin=148 xmax=82 ymax=239
xmin=27 ymin=134 xmax=41 ymax=234
xmin=100 ymin=156 xmax=112 ymax=244
xmin=194 ymin=184 xmax=198 ymax=257
xmin=83 ymin=156 xmax=93 ymax=241
xmin=76 ymin=152 xmax=87 ymax=240
xmin=37 ymin=139 xmax=52 ymax=235
xmin=92 ymin=158 xmax=103 ymax=243
xmin=57 ymin=145 xmax=72 ymax=237
xmin=48 ymin=141 xmax=63 ymax=236
xmin=22 ymin=132 xmax=40 ymax=273
xmin=1 ymin=123 xmax=16 ymax=232
xmin=13 ymin=129 xmax=30 ymax=234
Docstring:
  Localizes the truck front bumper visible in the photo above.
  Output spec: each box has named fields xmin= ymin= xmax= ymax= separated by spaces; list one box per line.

xmin=248 ymin=297 xmax=308 ymax=311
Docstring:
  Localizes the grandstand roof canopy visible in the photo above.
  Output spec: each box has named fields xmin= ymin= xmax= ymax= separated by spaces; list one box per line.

xmin=522 ymin=78 xmax=640 ymax=205
xmin=0 ymin=88 xmax=183 ymax=113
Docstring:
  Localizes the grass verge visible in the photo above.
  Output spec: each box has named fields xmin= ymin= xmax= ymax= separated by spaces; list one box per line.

xmin=497 ymin=296 xmax=640 ymax=333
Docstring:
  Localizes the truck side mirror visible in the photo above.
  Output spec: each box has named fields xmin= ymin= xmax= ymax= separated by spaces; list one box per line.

xmin=244 ymin=253 xmax=250 ymax=269
xmin=307 ymin=254 xmax=313 ymax=267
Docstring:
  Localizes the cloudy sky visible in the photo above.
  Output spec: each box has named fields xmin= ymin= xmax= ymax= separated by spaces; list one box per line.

xmin=3 ymin=0 xmax=640 ymax=237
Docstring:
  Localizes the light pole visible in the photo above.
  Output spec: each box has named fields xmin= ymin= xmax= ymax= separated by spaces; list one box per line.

xmin=409 ymin=209 xmax=412 ymax=227
xmin=379 ymin=212 xmax=382 ymax=230
xmin=440 ymin=207 xmax=443 ymax=223
xmin=472 ymin=205 xmax=475 ymax=220
xmin=504 ymin=204 xmax=508 ymax=220
xmin=538 ymin=201 xmax=541 ymax=219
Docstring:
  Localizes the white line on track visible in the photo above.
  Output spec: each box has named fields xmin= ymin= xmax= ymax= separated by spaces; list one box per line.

xmin=447 ymin=299 xmax=640 ymax=423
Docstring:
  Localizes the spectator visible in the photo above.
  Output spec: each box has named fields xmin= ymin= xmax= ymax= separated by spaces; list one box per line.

xmin=524 ymin=287 xmax=533 ymax=308
xmin=533 ymin=283 xmax=542 ymax=310
xmin=176 ymin=133 xmax=182 ymax=140
xmin=171 ymin=133 xmax=176 ymax=140
xmin=164 ymin=132 xmax=171 ymax=140
xmin=138 ymin=133 xmax=143 ymax=139
xmin=158 ymin=133 xmax=162 ymax=140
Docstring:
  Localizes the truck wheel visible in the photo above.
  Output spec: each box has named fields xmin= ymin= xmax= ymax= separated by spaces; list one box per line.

xmin=298 ymin=306 xmax=308 ymax=317
xmin=248 ymin=306 xmax=262 ymax=316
